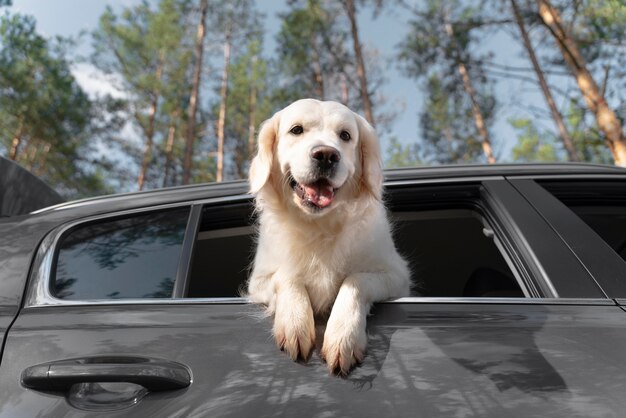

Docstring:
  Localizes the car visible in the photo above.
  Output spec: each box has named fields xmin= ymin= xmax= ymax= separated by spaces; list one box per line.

xmin=3 ymin=162 xmax=626 ymax=417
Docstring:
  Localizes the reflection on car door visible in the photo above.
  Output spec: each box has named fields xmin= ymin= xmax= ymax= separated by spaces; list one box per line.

xmin=3 ymin=300 xmax=626 ymax=416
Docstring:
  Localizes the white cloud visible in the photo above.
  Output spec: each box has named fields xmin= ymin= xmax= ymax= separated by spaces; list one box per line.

xmin=71 ymin=63 xmax=127 ymax=100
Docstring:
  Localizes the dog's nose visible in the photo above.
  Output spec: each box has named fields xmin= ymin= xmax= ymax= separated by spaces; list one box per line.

xmin=310 ymin=146 xmax=340 ymax=171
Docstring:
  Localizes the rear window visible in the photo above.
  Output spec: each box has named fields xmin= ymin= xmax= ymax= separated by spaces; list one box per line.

xmin=53 ymin=207 xmax=189 ymax=300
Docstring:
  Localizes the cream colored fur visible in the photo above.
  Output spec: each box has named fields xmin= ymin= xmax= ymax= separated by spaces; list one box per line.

xmin=247 ymin=99 xmax=410 ymax=375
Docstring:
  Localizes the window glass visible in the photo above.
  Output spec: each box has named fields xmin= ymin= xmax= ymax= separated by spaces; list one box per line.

xmin=541 ymin=181 xmax=626 ymax=263
xmin=53 ymin=207 xmax=190 ymax=300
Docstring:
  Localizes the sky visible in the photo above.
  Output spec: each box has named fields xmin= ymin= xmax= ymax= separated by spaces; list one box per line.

xmin=11 ymin=0 xmax=571 ymax=163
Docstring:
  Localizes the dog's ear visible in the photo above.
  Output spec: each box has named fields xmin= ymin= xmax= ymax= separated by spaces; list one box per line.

xmin=356 ymin=114 xmax=383 ymax=200
xmin=249 ymin=113 xmax=279 ymax=193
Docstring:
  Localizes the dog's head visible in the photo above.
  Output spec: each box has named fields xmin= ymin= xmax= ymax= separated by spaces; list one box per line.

xmin=249 ymin=99 xmax=383 ymax=215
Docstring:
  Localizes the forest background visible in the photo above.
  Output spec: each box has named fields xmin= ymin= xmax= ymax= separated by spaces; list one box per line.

xmin=1 ymin=0 xmax=624 ymax=199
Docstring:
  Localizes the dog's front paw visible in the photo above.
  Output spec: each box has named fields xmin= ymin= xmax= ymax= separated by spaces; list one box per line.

xmin=273 ymin=303 xmax=316 ymax=361
xmin=320 ymin=315 xmax=367 ymax=376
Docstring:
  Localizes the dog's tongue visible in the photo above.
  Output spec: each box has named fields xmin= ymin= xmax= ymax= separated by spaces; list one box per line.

xmin=303 ymin=180 xmax=334 ymax=208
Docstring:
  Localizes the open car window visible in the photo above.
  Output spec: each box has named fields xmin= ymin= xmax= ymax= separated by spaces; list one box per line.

xmin=186 ymin=184 xmax=526 ymax=299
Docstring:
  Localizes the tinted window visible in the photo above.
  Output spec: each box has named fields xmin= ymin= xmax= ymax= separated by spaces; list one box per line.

xmin=53 ymin=207 xmax=189 ymax=300
xmin=541 ymin=181 xmax=626 ymax=262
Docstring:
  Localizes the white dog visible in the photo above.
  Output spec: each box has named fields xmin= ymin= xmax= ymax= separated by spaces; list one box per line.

xmin=247 ymin=99 xmax=410 ymax=375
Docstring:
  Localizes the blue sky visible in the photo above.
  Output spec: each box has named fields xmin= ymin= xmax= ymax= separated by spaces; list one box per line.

xmin=12 ymin=0 xmax=569 ymax=163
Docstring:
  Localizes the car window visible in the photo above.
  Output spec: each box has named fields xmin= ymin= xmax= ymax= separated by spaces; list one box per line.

xmin=53 ymin=207 xmax=190 ymax=300
xmin=393 ymin=209 xmax=521 ymax=297
xmin=186 ymin=187 xmax=525 ymax=298
xmin=540 ymin=181 xmax=626 ymax=263
xmin=187 ymin=203 xmax=254 ymax=298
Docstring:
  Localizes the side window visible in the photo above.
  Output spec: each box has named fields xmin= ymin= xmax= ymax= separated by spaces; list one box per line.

xmin=187 ymin=203 xmax=254 ymax=298
xmin=540 ymin=181 xmax=626 ymax=262
xmin=392 ymin=209 xmax=522 ymax=297
xmin=53 ymin=207 xmax=190 ymax=300
xmin=185 ymin=185 xmax=525 ymax=299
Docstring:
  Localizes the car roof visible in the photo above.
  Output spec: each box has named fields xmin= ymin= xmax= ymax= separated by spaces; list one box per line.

xmin=29 ymin=163 xmax=626 ymax=217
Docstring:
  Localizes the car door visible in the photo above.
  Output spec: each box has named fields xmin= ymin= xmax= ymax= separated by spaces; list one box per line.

xmin=3 ymin=178 xmax=626 ymax=417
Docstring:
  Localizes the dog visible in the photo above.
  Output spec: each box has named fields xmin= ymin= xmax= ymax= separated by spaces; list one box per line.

xmin=247 ymin=99 xmax=410 ymax=375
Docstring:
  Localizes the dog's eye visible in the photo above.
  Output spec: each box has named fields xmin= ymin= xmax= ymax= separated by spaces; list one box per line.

xmin=339 ymin=130 xmax=351 ymax=142
xmin=289 ymin=125 xmax=304 ymax=135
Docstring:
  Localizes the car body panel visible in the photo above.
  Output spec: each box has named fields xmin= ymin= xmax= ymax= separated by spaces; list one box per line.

xmin=2 ymin=301 xmax=626 ymax=417
xmin=3 ymin=163 xmax=626 ymax=416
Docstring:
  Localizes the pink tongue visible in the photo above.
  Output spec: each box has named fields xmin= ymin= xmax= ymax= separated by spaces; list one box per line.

xmin=303 ymin=181 xmax=334 ymax=208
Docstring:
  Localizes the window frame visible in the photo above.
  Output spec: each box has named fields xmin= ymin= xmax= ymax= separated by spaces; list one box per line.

xmin=24 ymin=176 xmax=611 ymax=308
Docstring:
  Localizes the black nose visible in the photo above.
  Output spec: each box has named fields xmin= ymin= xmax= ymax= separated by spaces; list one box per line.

xmin=310 ymin=146 xmax=340 ymax=171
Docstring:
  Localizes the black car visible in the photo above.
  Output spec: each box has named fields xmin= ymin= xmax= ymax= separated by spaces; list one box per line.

xmin=3 ymin=163 xmax=626 ymax=417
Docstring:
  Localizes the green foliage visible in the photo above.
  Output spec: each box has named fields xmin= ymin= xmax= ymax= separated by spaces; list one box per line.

xmin=0 ymin=12 xmax=111 ymax=197
xmin=219 ymin=39 xmax=274 ymax=179
xmin=384 ymin=137 xmax=421 ymax=168
xmin=419 ymin=75 xmax=486 ymax=164
xmin=565 ymin=102 xmax=614 ymax=164
xmin=510 ymin=118 xmax=559 ymax=163
xmin=275 ymin=0 xmax=350 ymax=102
xmin=91 ymin=0 xmax=194 ymax=189
xmin=398 ymin=0 xmax=496 ymax=164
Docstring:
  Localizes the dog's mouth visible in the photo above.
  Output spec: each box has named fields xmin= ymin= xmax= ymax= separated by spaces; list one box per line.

xmin=289 ymin=176 xmax=336 ymax=209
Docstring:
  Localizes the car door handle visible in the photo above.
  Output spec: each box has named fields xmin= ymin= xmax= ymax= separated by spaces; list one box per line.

xmin=21 ymin=356 xmax=191 ymax=392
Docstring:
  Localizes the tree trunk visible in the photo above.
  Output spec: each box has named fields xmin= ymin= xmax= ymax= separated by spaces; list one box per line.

xmin=343 ymin=0 xmax=374 ymax=125
xmin=340 ymin=73 xmax=349 ymax=105
xmin=163 ymin=113 xmax=178 ymax=188
xmin=216 ymin=35 xmax=232 ymax=183
xmin=444 ymin=21 xmax=496 ymax=164
xmin=511 ymin=0 xmax=579 ymax=161
xmin=137 ymin=53 xmax=165 ymax=191
xmin=310 ymin=34 xmax=325 ymax=100
xmin=247 ymin=71 xmax=257 ymax=162
xmin=183 ymin=0 xmax=208 ymax=184
xmin=536 ymin=0 xmax=626 ymax=165
xmin=34 ymin=142 xmax=51 ymax=177
xmin=9 ymin=123 xmax=23 ymax=161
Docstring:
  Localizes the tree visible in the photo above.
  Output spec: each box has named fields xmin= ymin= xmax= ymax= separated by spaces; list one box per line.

xmin=510 ymin=0 xmax=579 ymax=161
xmin=0 ymin=12 xmax=111 ymax=197
xmin=219 ymin=38 xmax=273 ymax=179
xmin=420 ymin=75 xmax=486 ymax=163
xmin=92 ymin=0 xmax=193 ymax=190
xmin=182 ymin=0 xmax=207 ymax=185
xmin=275 ymin=0 xmax=352 ymax=103
xmin=398 ymin=0 xmax=498 ymax=164
xmin=342 ymin=0 xmax=374 ymax=124
xmin=510 ymin=118 xmax=559 ymax=162
xmin=384 ymin=136 xmax=421 ymax=168
xmin=536 ymin=0 xmax=626 ymax=165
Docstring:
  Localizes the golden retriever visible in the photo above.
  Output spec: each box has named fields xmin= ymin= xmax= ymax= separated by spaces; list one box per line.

xmin=247 ymin=99 xmax=410 ymax=375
